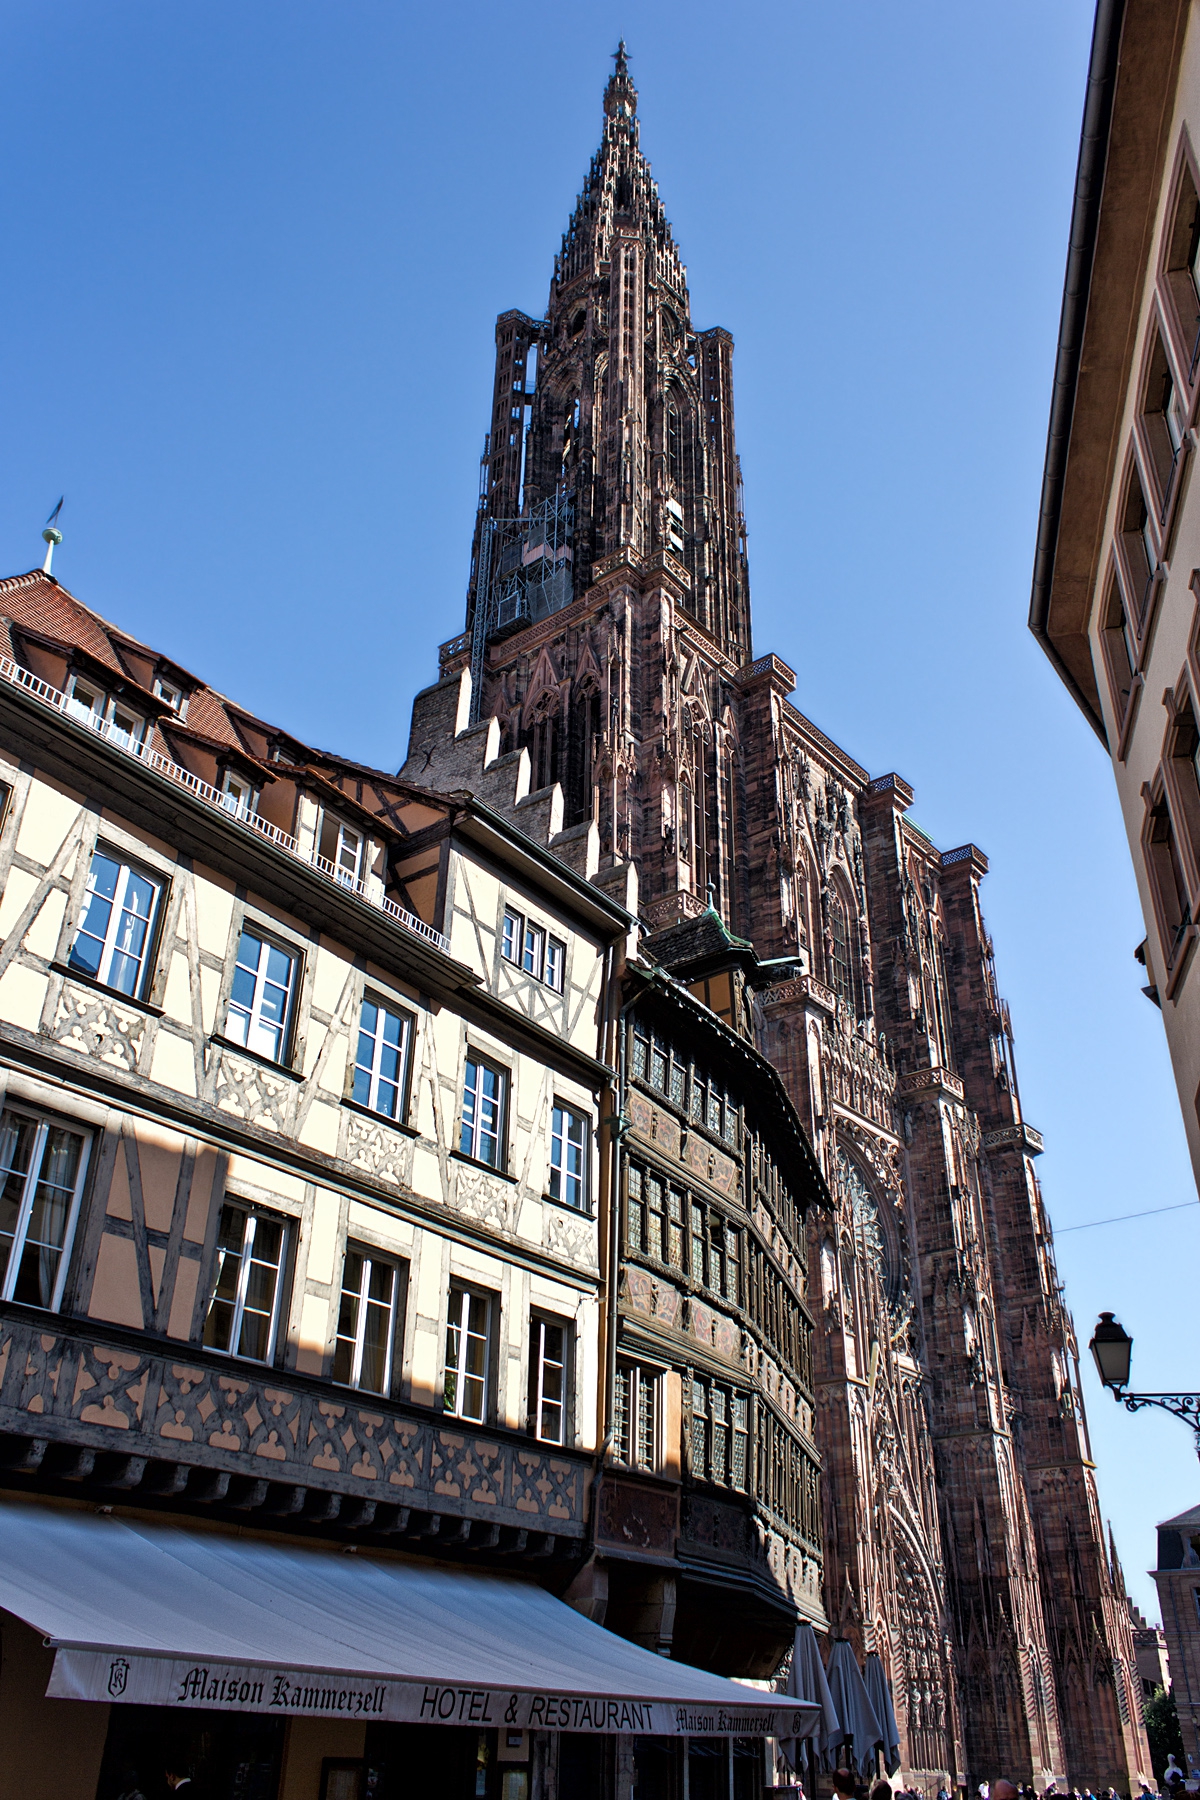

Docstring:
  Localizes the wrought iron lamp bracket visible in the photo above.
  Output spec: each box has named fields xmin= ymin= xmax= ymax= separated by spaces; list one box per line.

xmin=1111 ymin=1387 xmax=1200 ymax=1448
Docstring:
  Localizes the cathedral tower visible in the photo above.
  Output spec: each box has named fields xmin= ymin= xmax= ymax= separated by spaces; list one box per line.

xmin=423 ymin=50 xmax=1149 ymax=1791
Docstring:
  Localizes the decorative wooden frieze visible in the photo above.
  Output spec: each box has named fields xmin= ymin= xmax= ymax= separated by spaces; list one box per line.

xmin=51 ymin=980 xmax=147 ymax=1073
xmin=211 ymin=1044 xmax=295 ymax=1134
xmin=0 ymin=1311 xmax=585 ymax=1537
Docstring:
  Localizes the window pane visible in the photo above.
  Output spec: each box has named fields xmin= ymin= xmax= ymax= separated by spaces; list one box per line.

xmin=545 ymin=938 xmax=564 ymax=990
xmin=108 ymin=868 xmax=158 ymax=996
xmin=502 ymin=910 xmax=521 ymax=962
xmin=68 ymin=852 xmax=120 ymax=980
xmin=360 ymin=1262 xmax=395 ymax=1395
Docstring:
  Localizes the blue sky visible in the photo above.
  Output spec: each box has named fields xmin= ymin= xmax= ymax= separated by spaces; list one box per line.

xmin=2 ymin=1 xmax=1196 ymax=1622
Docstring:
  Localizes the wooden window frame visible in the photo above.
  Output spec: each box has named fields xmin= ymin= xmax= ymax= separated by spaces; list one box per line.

xmin=67 ymin=845 xmax=166 ymax=1002
xmin=0 ymin=1105 xmax=92 ymax=1313
xmin=1157 ymin=127 xmax=1200 ymax=396
xmin=1133 ymin=309 xmax=1193 ymax=536
xmin=443 ymin=1282 xmax=496 ymax=1424
xmin=331 ymin=1243 xmax=406 ymax=1398
xmin=201 ymin=1200 xmax=292 ymax=1366
xmin=528 ymin=1310 xmax=573 ymax=1445
xmin=1141 ymin=770 xmax=1197 ymax=999
xmin=1113 ymin=450 xmax=1164 ymax=648
xmin=460 ymin=1052 xmax=509 ymax=1171
xmin=351 ymin=993 xmax=413 ymax=1123
xmin=1097 ymin=558 xmax=1145 ymax=758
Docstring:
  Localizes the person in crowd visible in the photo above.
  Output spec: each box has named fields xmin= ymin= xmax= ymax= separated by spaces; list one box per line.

xmin=833 ymin=1769 xmax=859 ymax=1800
xmin=869 ymin=1780 xmax=892 ymax=1800
xmin=1167 ymin=1756 xmax=1188 ymax=1794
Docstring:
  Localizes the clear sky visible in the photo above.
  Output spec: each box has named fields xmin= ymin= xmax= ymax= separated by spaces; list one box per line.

xmin=2 ymin=1 xmax=1196 ymax=1624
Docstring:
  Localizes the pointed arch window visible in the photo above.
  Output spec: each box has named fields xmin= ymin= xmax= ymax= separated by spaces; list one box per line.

xmin=678 ymin=776 xmax=693 ymax=862
xmin=667 ymin=402 xmax=682 ymax=490
xmin=829 ymin=892 xmax=855 ymax=1008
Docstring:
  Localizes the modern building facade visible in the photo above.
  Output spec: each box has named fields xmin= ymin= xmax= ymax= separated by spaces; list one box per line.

xmin=417 ymin=44 xmax=1149 ymax=1792
xmin=1030 ymin=0 xmax=1200 ymax=1188
xmin=1152 ymin=1503 xmax=1200 ymax=1769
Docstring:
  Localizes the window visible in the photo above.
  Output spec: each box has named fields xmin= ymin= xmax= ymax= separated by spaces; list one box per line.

xmin=521 ymin=920 xmax=545 ymax=979
xmin=1101 ymin=576 xmax=1138 ymax=722
xmin=1141 ymin=334 xmax=1188 ymax=505
xmin=691 ymin=1376 xmax=750 ymax=1490
xmin=153 ymin=676 xmax=185 ymax=714
xmin=1165 ymin=160 xmax=1200 ymax=374
xmin=219 ymin=771 xmax=257 ymax=818
xmin=68 ymin=849 xmax=162 ymax=998
xmin=318 ymin=813 xmax=364 ymax=889
xmin=501 ymin=907 xmax=564 ymax=992
xmin=549 ymin=1104 xmax=588 ymax=1209
xmin=66 ymin=678 xmax=144 ymax=750
xmin=353 ymin=997 xmax=410 ymax=1120
xmin=829 ymin=893 xmax=855 ymax=1006
xmin=0 ymin=1108 xmax=90 ymax=1310
xmin=461 ymin=1055 xmax=506 ymax=1167
xmin=444 ymin=1285 xmax=492 ymax=1422
xmin=529 ymin=1313 xmax=570 ymax=1443
xmin=1119 ymin=470 xmax=1157 ymax=628
xmin=1146 ymin=793 xmax=1192 ymax=966
xmin=202 ymin=1202 xmax=288 ymax=1362
xmin=333 ymin=1246 xmax=402 ymax=1395
xmin=613 ymin=1359 xmax=658 ymax=1472
xmin=226 ymin=927 xmax=297 ymax=1063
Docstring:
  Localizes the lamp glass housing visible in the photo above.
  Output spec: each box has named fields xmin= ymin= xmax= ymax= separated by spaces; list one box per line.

xmin=1089 ymin=1313 xmax=1133 ymax=1390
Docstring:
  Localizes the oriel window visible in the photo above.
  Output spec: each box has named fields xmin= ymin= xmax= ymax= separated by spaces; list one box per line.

xmin=68 ymin=849 xmax=162 ymax=999
xmin=613 ymin=1359 xmax=658 ymax=1472
xmin=333 ymin=1246 xmax=402 ymax=1396
xmin=226 ymin=928 xmax=297 ymax=1064
xmin=444 ymin=1285 xmax=492 ymax=1422
xmin=202 ymin=1203 xmax=288 ymax=1363
xmin=0 ymin=1108 xmax=90 ymax=1311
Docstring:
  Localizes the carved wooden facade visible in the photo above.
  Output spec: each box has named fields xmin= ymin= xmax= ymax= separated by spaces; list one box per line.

xmin=425 ymin=49 xmax=1150 ymax=1791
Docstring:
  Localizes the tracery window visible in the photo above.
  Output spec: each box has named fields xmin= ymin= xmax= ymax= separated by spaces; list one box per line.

xmin=829 ymin=892 xmax=855 ymax=1008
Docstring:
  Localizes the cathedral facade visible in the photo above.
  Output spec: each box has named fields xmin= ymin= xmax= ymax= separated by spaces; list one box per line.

xmin=427 ymin=49 xmax=1149 ymax=1791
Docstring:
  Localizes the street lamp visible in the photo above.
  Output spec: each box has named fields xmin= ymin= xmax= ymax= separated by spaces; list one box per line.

xmin=1089 ymin=1312 xmax=1200 ymax=1456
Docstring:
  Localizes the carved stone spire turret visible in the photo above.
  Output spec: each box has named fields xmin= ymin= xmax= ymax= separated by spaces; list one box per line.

xmin=465 ymin=45 xmax=751 ymax=688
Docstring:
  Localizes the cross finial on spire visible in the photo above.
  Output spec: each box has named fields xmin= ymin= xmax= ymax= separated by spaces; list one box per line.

xmin=604 ymin=40 xmax=636 ymax=119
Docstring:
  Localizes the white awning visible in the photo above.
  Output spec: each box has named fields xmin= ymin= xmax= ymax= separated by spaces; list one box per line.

xmin=0 ymin=1499 xmax=816 ymax=1738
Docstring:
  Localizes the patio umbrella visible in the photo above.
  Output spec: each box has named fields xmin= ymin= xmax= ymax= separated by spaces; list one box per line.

xmin=826 ymin=1638 xmax=883 ymax=1777
xmin=777 ymin=1621 xmax=842 ymax=1775
xmin=863 ymin=1651 xmax=901 ymax=1775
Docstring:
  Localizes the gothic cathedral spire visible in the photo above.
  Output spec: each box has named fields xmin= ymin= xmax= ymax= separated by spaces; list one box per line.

xmin=465 ymin=45 xmax=752 ymax=723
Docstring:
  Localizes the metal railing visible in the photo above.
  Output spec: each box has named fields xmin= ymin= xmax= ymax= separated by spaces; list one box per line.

xmin=0 ymin=656 xmax=450 ymax=955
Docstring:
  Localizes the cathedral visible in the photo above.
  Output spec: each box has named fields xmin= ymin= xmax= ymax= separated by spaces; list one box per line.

xmin=418 ymin=47 xmax=1148 ymax=1791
